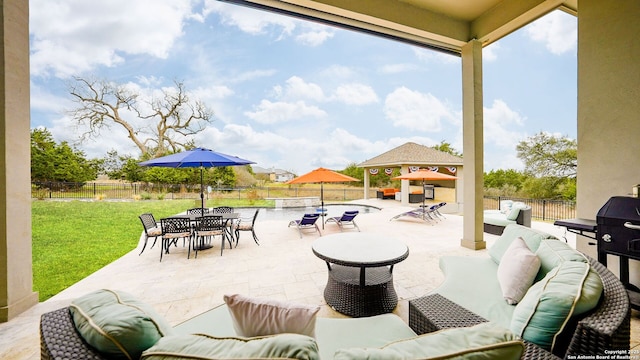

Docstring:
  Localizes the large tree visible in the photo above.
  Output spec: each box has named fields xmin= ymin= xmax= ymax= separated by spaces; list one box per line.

xmin=67 ymin=77 xmax=213 ymax=158
xmin=31 ymin=128 xmax=100 ymax=184
xmin=516 ymin=132 xmax=577 ymax=178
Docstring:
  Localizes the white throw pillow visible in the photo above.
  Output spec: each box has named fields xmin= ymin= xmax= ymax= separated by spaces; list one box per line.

xmin=497 ymin=237 xmax=541 ymax=305
xmin=223 ymin=294 xmax=320 ymax=338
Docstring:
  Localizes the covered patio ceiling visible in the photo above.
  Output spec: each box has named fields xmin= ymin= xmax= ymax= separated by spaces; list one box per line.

xmin=219 ymin=0 xmax=578 ymax=55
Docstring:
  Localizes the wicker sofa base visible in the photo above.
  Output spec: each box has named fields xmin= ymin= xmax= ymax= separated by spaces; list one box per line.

xmin=324 ymin=264 xmax=397 ymax=318
xmin=40 ymin=307 xmax=106 ymax=360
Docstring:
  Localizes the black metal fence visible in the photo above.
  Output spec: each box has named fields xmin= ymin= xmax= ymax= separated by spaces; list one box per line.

xmin=483 ymin=196 xmax=576 ymax=221
xmin=32 ymin=182 xmax=576 ymax=221
xmin=31 ymin=182 xmax=376 ymax=202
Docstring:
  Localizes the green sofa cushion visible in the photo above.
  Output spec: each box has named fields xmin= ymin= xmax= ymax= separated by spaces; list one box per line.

xmin=316 ymin=313 xmax=417 ymax=360
xmin=140 ymin=333 xmax=320 ymax=360
xmin=333 ymin=322 xmax=524 ymax=360
xmin=69 ymin=289 xmax=174 ymax=360
xmin=489 ymin=224 xmax=555 ymax=264
xmin=435 ymin=257 xmax=514 ymax=329
xmin=484 ymin=215 xmax=516 ymax=227
xmin=511 ymin=261 xmax=602 ymax=352
xmin=535 ymin=239 xmax=587 ymax=279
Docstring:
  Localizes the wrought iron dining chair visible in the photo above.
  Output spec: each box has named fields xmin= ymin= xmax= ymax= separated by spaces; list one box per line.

xmin=211 ymin=206 xmax=236 ymax=243
xmin=160 ymin=217 xmax=193 ymax=261
xmin=194 ymin=215 xmax=228 ymax=257
xmin=235 ymin=209 xmax=260 ymax=246
xmin=187 ymin=207 xmax=210 ymax=216
xmin=324 ymin=210 xmax=360 ymax=232
xmin=138 ymin=213 xmax=162 ymax=255
xmin=288 ymin=213 xmax=321 ymax=238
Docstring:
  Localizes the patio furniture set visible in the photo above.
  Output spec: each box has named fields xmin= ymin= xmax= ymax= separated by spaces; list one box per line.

xmin=138 ymin=207 xmax=260 ymax=261
xmin=41 ymin=218 xmax=631 ymax=359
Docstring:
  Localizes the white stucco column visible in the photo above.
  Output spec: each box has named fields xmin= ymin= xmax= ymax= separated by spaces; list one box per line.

xmin=0 ymin=0 xmax=39 ymax=322
xmin=577 ymin=0 xmax=640 ymax=287
xmin=460 ymin=39 xmax=485 ymax=250
xmin=400 ymin=165 xmax=409 ymax=206
xmin=363 ymin=168 xmax=370 ymax=199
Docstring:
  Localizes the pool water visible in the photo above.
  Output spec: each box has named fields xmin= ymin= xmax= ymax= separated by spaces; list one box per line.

xmin=236 ymin=204 xmax=380 ymax=221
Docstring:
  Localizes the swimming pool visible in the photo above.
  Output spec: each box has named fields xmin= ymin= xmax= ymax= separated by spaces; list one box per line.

xmin=235 ymin=203 xmax=380 ymax=221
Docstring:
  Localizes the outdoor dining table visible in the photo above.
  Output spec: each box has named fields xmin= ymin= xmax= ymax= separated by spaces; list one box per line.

xmin=173 ymin=212 xmax=239 ymax=251
xmin=312 ymin=232 xmax=409 ymax=317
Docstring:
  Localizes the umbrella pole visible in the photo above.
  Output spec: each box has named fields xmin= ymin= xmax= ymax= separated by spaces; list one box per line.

xmin=321 ymin=183 xmax=324 ymax=229
xmin=200 ymin=166 xmax=205 ymax=213
xmin=422 ymin=179 xmax=426 ymax=220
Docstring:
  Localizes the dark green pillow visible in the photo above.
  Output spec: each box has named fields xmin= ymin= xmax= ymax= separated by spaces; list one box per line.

xmin=70 ymin=289 xmax=174 ymax=360
xmin=334 ymin=322 xmax=524 ymax=360
xmin=141 ymin=333 xmax=320 ymax=360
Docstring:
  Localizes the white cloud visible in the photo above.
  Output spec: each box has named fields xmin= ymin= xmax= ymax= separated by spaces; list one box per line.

xmin=244 ymin=100 xmax=327 ymax=124
xmin=29 ymin=0 xmax=195 ymax=78
xmin=279 ymin=76 xmax=326 ymax=101
xmin=203 ymin=0 xmax=334 ymax=46
xmin=483 ymin=42 xmax=500 ymax=62
xmin=383 ymin=87 xmax=457 ymax=132
xmin=296 ymin=29 xmax=335 ymax=47
xmin=203 ymin=1 xmax=295 ymax=37
xmin=483 ymin=99 xmax=526 ymax=148
xmin=379 ymin=63 xmax=420 ymax=74
xmin=332 ymin=84 xmax=379 ymax=105
xmin=525 ymin=11 xmax=577 ymax=55
xmin=412 ymin=47 xmax=459 ymax=64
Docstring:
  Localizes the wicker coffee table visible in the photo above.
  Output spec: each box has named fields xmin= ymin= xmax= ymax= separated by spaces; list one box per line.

xmin=312 ymin=233 xmax=409 ymax=317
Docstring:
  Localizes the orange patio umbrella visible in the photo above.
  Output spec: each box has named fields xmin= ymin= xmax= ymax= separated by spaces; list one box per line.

xmin=393 ymin=169 xmax=458 ymax=209
xmin=286 ymin=167 xmax=359 ymax=228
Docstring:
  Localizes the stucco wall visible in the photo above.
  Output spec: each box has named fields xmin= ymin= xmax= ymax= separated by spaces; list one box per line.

xmin=576 ymin=0 xmax=640 ymax=286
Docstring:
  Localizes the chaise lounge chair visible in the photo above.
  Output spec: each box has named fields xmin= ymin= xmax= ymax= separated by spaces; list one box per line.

xmin=288 ymin=213 xmax=321 ymax=238
xmin=325 ymin=210 xmax=360 ymax=232
xmin=390 ymin=203 xmax=446 ymax=224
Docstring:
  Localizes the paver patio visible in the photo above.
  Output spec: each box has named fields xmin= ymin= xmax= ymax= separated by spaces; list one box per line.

xmin=1 ymin=199 xmax=637 ymax=359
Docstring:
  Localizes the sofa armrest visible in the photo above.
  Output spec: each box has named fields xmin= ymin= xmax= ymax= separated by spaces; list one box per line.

xmin=516 ymin=207 xmax=532 ymax=227
xmin=40 ymin=307 xmax=107 ymax=360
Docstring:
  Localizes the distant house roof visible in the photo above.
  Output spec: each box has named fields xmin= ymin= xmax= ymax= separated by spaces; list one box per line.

xmin=357 ymin=142 xmax=463 ymax=168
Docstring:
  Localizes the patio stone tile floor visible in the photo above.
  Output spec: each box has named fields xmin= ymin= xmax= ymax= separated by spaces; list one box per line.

xmin=1 ymin=199 xmax=637 ymax=359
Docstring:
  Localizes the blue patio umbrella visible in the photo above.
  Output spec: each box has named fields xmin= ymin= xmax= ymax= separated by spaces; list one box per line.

xmin=139 ymin=147 xmax=255 ymax=211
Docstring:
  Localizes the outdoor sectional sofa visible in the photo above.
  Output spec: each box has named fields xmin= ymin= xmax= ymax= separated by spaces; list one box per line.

xmin=40 ymin=224 xmax=630 ymax=360
xmin=484 ymin=201 xmax=532 ymax=235
xmin=376 ymin=187 xmax=399 ymax=199
xmin=410 ymin=224 xmax=631 ymax=358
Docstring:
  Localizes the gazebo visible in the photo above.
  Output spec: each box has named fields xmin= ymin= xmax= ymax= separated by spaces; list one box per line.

xmin=357 ymin=142 xmax=463 ymax=208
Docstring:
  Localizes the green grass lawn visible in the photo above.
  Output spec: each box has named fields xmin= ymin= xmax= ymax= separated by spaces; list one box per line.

xmin=32 ymin=199 xmax=272 ymax=302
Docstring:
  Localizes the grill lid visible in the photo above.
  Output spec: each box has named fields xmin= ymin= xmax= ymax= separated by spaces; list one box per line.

xmin=597 ymin=196 xmax=640 ymax=224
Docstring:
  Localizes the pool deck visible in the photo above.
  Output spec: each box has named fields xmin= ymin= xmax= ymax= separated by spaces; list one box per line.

xmin=1 ymin=199 xmax=638 ymax=358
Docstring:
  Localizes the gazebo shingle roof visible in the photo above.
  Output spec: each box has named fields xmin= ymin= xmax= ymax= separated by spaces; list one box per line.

xmin=357 ymin=142 xmax=463 ymax=168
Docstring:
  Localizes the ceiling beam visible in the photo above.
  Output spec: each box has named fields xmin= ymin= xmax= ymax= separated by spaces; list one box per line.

xmin=219 ymin=0 xmax=469 ymax=55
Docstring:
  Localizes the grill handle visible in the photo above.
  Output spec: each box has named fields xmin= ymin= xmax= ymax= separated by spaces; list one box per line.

xmin=623 ymin=221 xmax=640 ymax=230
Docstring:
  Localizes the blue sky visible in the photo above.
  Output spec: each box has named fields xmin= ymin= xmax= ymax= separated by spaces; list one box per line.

xmin=29 ymin=0 xmax=577 ymax=175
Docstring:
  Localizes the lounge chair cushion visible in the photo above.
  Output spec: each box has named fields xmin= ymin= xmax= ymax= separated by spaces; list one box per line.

xmin=141 ymin=333 xmax=320 ymax=360
xmin=333 ymin=322 xmax=524 ymax=360
xmin=496 ymin=237 xmax=541 ymax=305
xmin=223 ymin=293 xmax=320 ymax=338
xmin=69 ymin=288 xmax=174 ymax=360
